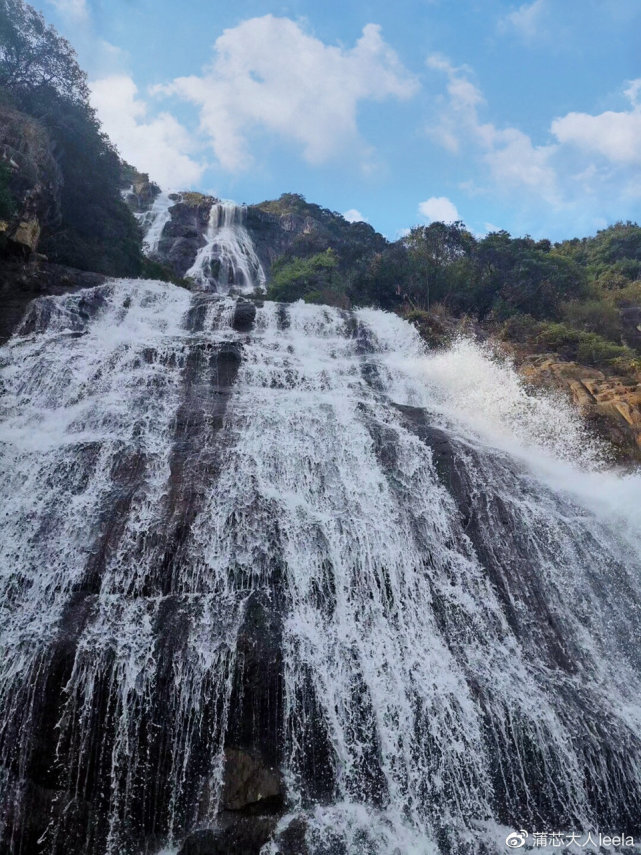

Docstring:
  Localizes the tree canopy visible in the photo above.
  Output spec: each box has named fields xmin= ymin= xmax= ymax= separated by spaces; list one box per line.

xmin=0 ymin=0 xmax=88 ymax=101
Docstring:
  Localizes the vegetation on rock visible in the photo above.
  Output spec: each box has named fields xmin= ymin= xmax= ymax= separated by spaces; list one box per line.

xmin=259 ymin=197 xmax=641 ymax=379
xmin=266 ymin=249 xmax=344 ymax=304
xmin=0 ymin=161 xmax=14 ymax=218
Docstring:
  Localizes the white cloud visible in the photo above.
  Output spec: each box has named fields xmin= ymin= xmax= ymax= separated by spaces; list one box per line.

xmin=551 ymin=79 xmax=641 ymax=164
xmin=483 ymin=126 xmax=558 ymax=198
xmin=418 ymin=196 xmax=460 ymax=223
xmin=426 ymin=55 xmax=641 ymax=235
xmin=47 ymin=0 xmax=88 ymax=20
xmin=343 ymin=209 xmax=367 ymax=223
xmin=500 ymin=0 xmax=547 ymax=39
xmin=625 ymin=79 xmax=641 ymax=106
xmin=158 ymin=16 xmax=418 ymax=172
xmin=90 ymin=75 xmax=205 ymax=189
xmin=426 ymin=54 xmax=559 ymax=202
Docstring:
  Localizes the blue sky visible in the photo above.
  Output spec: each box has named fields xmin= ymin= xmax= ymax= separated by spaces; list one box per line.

xmin=37 ymin=0 xmax=641 ymax=241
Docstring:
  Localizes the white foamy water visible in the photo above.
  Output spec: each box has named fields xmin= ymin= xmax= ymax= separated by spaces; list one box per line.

xmin=136 ymin=191 xmax=175 ymax=255
xmin=0 ymin=285 xmax=640 ymax=855
xmin=185 ymin=200 xmax=266 ymax=294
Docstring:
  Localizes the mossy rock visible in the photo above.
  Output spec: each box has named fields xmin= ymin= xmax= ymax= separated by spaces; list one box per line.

xmin=179 ymin=192 xmax=216 ymax=208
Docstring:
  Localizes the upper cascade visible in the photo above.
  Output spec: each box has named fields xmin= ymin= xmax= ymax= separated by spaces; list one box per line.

xmin=185 ymin=200 xmax=266 ymax=294
xmin=133 ymin=192 xmax=267 ymax=295
xmin=136 ymin=191 xmax=174 ymax=256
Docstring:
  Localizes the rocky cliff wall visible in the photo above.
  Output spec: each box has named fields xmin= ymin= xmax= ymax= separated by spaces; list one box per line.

xmin=157 ymin=193 xmax=213 ymax=274
xmin=519 ymin=354 xmax=641 ymax=464
xmin=0 ymin=104 xmax=61 ymax=254
xmin=131 ymin=191 xmax=388 ymax=284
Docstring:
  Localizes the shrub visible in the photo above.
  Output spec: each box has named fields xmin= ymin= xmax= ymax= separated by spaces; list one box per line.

xmin=267 ymin=249 xmax=341 ymax=302
xmin=534 ymin=321 xmax=634 ymax=368
xmin=561 ymin=299 xmax=623 ymax=342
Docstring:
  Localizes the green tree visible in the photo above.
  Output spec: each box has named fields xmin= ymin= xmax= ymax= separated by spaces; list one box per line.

xmin=475 ymin=232 xmax=587 ymax=320
xmin=31 ymin=88 xmax=143 ymax=275
xmin=0 ymin=0 xmax=88 ymax=101
xmin=403 ymin=221 xmax=478 ymax=309
xmin=555 ymin=222 xmax=641 ymax=284
xmin=267 ymin=249 xmax=341 ymax=302
xmin=349 ymin=243 xmax=408 ymax=309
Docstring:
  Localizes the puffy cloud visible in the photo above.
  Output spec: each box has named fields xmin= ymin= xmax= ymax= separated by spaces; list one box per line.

xmin=90 ymin=75 xmax=205 ymax=189
xmin=418 ymin=196 xmax=460 ymax=223
xmin=483 ymin=127 xmax=558 ymax=199
xmin=158 ymin=16 xmax=418 ymax=172
xmin=425 ymin=55 xmax=483 ymax=153
xmin=426 ymin=54 xmax=559 ymax=202
xmin=343 ymin=209 xmax=367 ymax=223
xmin=426 ymin=55 xmax=641 ymax=234
xmin=499 ymin=0 xmax=547 ymax=39
xmin=551 ymin=79 xmax=641 ymax=164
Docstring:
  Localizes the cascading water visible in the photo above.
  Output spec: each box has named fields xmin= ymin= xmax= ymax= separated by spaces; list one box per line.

xmin=185 ymin=201 xmax=266 ymax=294
xmin=1 ymin=279 xmax=641 ymax=855
xmin=136 ymin=191 xmax=175 ymax=256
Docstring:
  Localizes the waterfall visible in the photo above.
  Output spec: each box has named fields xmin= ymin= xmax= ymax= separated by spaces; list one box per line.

xmin=185 ymin=201 xmax=266 ymax=294
xmin=1 ymin=280 xmax=641 ymax=855
xmin=136 ymin=191 xmax=175 ymax=256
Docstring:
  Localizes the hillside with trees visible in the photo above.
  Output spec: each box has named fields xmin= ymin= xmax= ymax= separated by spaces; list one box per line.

xmin=0 ymin=0 xmax=142 ymax=274
xmin=259 ymin=201 xmax=641 ymax=376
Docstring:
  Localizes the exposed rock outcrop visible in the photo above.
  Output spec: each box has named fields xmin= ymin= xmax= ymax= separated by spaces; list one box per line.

xmin=120 ymin=167 xmax=161 ymax=213
xmin=177 ymin=748 xmax=286 ymax=855
xmin=0 ymin=104 xmax=61 ymax=255
xmin=157 ymin=193 xmax=214 ymax=276
xmin=245 ymin=198 xmax=387 ymax=274
xmin=519 ymin=355 xmax=641 ymax=463
xmin=0 ymin=258 xmax=105 ymax=343
xmin=134 ymin=191 xmax=388 ymax=285
xmin=221 ymin=748 xmax=283 ymax=812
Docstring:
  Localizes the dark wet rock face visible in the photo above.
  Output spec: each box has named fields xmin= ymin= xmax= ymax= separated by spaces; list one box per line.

xmin=232 ymin=300 xmax=257 ymax=332
xmin=0 ymin=259 xmax=106 ymax=343
xmin=178 ymin=818 xmax=279 ymax=855
xmin=227 ymin=591 xmax=285 ymax=768
xmin=157 ymin=194 xmax=215 ymax=276
xmin=178 ymin=748 xmax=286 ymax=855
xmin=221 ymin=748 xmax=284 ymax=812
